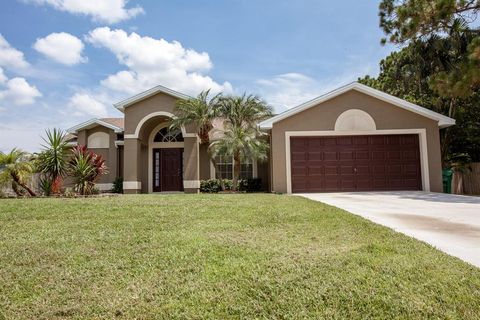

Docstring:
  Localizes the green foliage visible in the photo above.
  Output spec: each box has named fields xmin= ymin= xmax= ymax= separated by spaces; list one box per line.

xmin=445 ymin=152 xmax=472 ymax=173
xmin=200 ymin=179 xmax=223 ymax=193
xmin=69 ymin=146 xmax=108 ymax=195
xmin=170 ymin=90 xmax=221 ymax=144
xmin=358 ymin=34 xmax=480 ymax=162
xmin=111 ymin=177 xmax=124 ymax=193
xmin=200 ymin=178 xmax=262 ymax=193
xmin=379 ymin=0 xmax=480 ymax=98
xmin=36 ymin=128 xmax=70 ymax=193
xmin=238 ymin=178 xmax=263 ymax=192
xmin=209 ymin=94 xmax=273 ymax=190
xmin=0 ymin=148 xmax=36 ymax=197
xmin=216 ymin=93 xmax=273 ymax=128
xmin=38 ymin=176 xmax=53 ymax=196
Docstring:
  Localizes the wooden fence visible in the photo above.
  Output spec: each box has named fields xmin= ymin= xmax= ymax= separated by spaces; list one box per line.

xmin=452 ymin=162 xmax=480 ymax=195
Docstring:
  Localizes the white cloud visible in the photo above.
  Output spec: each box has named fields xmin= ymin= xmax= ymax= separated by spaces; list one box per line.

xmin=24 ymin=0 xmax=144 ymax=24
xmin=0 ymin=77 xmax=42 ymax=106
xmin=33 ymin=32 xmax=87 ymax=65
xmin=256 ymin=73 xmax=321 ymax=110
xmin=86 ymin=27 xmax=232 ymax=96
xmin=0 ymin=34 xmax=29 ymax=69
xmin=256 ymin=71 xmax=371 ymax=112
xmin=68 ymin=93 xmax=108 ymax=117
xmin=0 ymin=67 xmax=7 ymax=84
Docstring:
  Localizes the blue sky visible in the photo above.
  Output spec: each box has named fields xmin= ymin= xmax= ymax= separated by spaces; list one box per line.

xmin=0 ymin=0 xmax=394 ymax=152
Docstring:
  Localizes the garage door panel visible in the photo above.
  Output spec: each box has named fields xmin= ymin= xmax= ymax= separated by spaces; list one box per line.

xmin=307 ymin=166 xmax=323 ymax=176
xmin=402 ymin=135 xmax=418 ymax=145
xmin=387 ymin=150 xmax=402 ymax=160
xmin=355 ymin=150 xmax=370 ymax=160
xmin=324 ymin=166 xmax=339 ymax=175
xmin=339 ymin=151 xmax=354 ymax=160
xmin=323 ymin=151 xmax=337 ymax=160
xmin=290 ymin=134 xmax=422 ymax=192
xmin=307 ymin=152 xmax=323 ymax=161
xmin=370 ymin=136 xmax=386 ymax=145
xmin=403 ymin=150 xmax=417 ymax=160
xmin=371 ymin=151 xmax=386 ymax=160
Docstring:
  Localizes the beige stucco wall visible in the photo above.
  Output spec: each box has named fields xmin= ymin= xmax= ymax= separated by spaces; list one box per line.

xmin=122 ymin=91 xmax=200 ymax=193
xmin=270 ymin=90 xmax=443 ymax=193
xmin=76 ymin=126 xmax=120 ymax=185
xmin=199 ymin=144 xmax=211 ymax=180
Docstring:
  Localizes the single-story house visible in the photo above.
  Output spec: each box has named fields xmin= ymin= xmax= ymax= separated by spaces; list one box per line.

xmin=67 ymin=82 xmax=455 ymax=194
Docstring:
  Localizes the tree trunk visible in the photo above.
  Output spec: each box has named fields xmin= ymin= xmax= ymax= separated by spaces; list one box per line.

xmin=11 ymin=181 xmax=24 ymax=197
xmin=199 ymin=123 xmax=213 ymax=145
xmin=232 ymin=152 xmax=241 ymax=191
xmin=11 ymin=173 xmax=36 ymax=197
xmin=20 ymin=182 xmax=37 ymax=197
xmin=440 ymin=98 xmax=456 ymax=167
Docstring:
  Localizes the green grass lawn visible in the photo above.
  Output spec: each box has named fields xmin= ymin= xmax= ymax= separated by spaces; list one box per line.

xmin=0 ymin=194 xmax=479 ymax=319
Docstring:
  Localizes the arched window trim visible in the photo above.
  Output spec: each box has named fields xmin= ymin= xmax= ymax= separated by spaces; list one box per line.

xmin=87 ymin=131 xmax=110 ymax=149
xmin=153 ymin=126 xmax=184 ymax=142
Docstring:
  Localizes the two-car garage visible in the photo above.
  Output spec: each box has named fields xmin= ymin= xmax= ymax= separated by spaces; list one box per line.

xmin=260 ymin=82 xmax=455 ymax=194
xmin=290 ymin=134 xmax=422 ymax=193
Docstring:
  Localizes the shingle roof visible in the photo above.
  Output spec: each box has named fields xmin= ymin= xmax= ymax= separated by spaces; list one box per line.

xmin=100 ymin=118 xmax=124 ymax=130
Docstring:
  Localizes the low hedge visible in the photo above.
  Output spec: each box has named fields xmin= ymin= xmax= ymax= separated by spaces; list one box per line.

xmin=200 ymin=178 xmax=262 ymax=193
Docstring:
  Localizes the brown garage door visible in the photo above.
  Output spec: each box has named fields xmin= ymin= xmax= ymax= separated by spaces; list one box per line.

xmin=290 ymin=134 xmax=422 ymax=193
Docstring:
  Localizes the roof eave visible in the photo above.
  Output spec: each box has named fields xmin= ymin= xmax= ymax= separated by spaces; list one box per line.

xmin=114 ymin=85 xmax=192 ymax=112
xmin=259 ymin=82 xmax=455 ymax=129
xmin=67 ymin=119 xmax=124 ymax=134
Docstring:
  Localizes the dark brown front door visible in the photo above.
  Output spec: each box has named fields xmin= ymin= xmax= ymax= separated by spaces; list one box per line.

xmin=290 ymin=134 xmax=422 ymax=193
xmin=152 ymin=148 xmax=183 ymax=192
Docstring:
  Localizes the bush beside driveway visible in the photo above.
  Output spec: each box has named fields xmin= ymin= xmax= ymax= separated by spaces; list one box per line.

xmin=0 ymin=194 xmax=479 ymax=319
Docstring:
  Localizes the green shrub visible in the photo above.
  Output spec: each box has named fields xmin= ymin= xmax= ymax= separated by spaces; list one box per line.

xmin=200 ymin=178 xmax=262 ymax=193
xmin=222 ymin=179 xmax=233 ymax=191
xmin=238 ymin=178 xmax=263 ymax=192
xmin=200 ymin=179 xmax=222 ymax=193
xmin=38 ymin=176 xmax=53 ymax=196
xmin=112 ymin=177 xmax=123 ymax=193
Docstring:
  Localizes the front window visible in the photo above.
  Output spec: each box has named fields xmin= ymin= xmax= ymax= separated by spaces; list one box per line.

xmin=153 ymin=127 xmax=184 ymax=142
xmin=215 ymin=156 xmax=233 ymax=179
xmin=239 ymin=159 xmax=253 ymax=179
xmin=214 ymin=156 xmax=253 ymax=180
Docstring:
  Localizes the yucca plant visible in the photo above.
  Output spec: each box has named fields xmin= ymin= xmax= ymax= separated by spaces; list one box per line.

xmin=170 ymin=90 xmax=221 ymax=144
xmin=0 ymin=148 xmax=36 ymax=197
xmin=36 ymin=128 xmax=70 ymax=194
xmin=69 ymin=146 xmax=108 ymax=195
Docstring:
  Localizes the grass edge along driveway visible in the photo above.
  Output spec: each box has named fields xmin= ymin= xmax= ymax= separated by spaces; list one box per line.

xmin=0 ymin=194 xmax=479 ymax=319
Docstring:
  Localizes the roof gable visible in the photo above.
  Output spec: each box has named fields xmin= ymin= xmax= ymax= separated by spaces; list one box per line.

xmin=67 ymin=118 xmax=124 ymax=134
xmin=259 ymin=82 xmax=455 ymax=129
xmin=113 ymin=85 xmax=192 ymax=111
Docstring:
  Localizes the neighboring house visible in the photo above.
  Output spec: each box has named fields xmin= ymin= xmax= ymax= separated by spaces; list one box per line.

xmin=67 ymin=82 xmax=455 ymax=194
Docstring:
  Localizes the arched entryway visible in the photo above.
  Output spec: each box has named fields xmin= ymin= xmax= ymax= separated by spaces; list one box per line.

xmin=148 ymin=122 xmax=185 ymax=193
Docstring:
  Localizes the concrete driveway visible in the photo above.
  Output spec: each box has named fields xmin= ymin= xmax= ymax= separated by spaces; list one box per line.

xmin=298 ymin=192 xmax=480 ymax=268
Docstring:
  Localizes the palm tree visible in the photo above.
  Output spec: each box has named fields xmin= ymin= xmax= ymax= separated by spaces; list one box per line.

xmin=0 ymin=149 xmax=36 ymax=196
xmin=170 ymin=90 xmax=222 ymax=144
xmin=36 ymin=128 xmax=70 ymax=193
xmin=216 ymin=93 xmax=273 ymax=128
xmin=211 ymin=94 xmax=273 ymax=190
xmin=210 ymin=125 xmax=269 ymax=190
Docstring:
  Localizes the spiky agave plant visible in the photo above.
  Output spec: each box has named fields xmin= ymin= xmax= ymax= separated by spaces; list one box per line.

xmin=36 ymin=128 xmax=70 ymax=194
